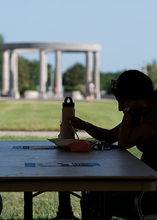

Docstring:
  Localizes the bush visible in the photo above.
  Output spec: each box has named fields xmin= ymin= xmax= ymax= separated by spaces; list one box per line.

xmin=64 ymin=86 xmax=81 ymax=92
xmin=20 ymin=85 xmax=37 ymax=94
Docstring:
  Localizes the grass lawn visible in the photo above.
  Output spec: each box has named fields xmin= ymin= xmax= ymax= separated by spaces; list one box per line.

xmin=0 ymin=99 xmax=123 ymax=131
xmin=0 ymin=99 xmax=142 ymax=220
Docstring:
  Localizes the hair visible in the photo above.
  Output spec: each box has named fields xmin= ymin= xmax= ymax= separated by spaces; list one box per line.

xmin=111 ymin=70 xmax=157 ymax=101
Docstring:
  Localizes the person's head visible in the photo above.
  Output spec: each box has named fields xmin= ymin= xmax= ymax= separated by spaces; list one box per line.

xmin=111 ymin=70 xmax=154 ymax=111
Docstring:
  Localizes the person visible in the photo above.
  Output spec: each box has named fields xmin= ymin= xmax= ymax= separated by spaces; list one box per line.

xmin=86 ymin=81 xmax=95 ymax=101
xmin=53 ymin=85 xmax=57 ymax=94
xmin=69 ymin=70 xmax=157 ymax=220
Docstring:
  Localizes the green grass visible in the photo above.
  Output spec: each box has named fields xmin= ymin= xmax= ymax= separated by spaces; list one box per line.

xmin=0 ymin=99 xmax=141 ymax=220
xmin=0 ymin=191 xmax=125 ymax=219
xmin=0 ymin=192 xmax=81 ymax=220
xmin=0 ymin=99 xmax=123 ymax=131
xmin=0 ymin=136 xmax=48 ymax=141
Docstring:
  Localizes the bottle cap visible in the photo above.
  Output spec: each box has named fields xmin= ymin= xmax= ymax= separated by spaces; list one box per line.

xmin=63 ymin=97 xmax=75 ymax=107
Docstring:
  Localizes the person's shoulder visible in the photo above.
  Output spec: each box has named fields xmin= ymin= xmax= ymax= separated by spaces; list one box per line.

xmin=142 ymin=104 xmax=157 ymax=124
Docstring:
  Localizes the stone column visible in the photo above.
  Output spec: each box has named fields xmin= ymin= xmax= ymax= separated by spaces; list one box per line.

xmin=93 ymin=52 xmax=100 ymax=99
xmin=86 ymin=51 xmax=92 ymax=85
xmin=55 ymin=50 xmax=63 ymax=99
xmin=1 ymin=50 xmax=10 ymax=96
xmin=39 ymin=50 xmax=47 ymax=99
xmin=10 ymin=50 xmax=20 ymax=99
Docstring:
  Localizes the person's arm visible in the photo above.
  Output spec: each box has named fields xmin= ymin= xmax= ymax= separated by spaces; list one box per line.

xmin=69 ymin=117 xmax=120 ymax=143
xmin=118 ymin=110 xmax=138 ymax=149
xmin=84 ymin=122 xmax=120 ymax=143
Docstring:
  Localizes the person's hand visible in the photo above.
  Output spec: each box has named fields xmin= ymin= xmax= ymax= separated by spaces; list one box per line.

xmin=68 ymin=117 xmax=88 ymax=130
xmin=126 ymin=99 xmax=149 ymax=113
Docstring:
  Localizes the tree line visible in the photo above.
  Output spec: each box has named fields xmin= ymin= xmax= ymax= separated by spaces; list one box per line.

xmin=1 ymin=34 xmax=157 ymax=95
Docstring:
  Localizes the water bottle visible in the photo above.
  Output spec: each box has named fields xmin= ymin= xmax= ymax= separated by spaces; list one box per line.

xmin=61 ymin=97 xmax=75 ymax=139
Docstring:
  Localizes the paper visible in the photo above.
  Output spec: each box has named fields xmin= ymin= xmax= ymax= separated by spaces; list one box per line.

xmin=25 ymin=162 xmax=100 ymax=167
xmin=12 ymin=145 xmax=58 ymax=150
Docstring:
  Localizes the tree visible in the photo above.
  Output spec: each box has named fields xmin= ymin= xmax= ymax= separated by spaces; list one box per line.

xmin=24 ymin=59 xmax=39 ymax=87
xmin=100 ymin=71 xmax=122 ymax=94
xmin=18 ymin=57 xmax=29 ymax=94
xmin=18 ymin=57 xmax=53 ymax=93
xmin=63 ymin=63 xmax=85 ymax=87
xmin=145 ymin=60 xmax=157 ymax=89
xmin=63 ymin=62 xmax=124 ymax=93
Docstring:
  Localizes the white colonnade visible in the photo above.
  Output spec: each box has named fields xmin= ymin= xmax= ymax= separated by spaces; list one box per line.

xmin=0 ymin=43 xmax=101 ymax=99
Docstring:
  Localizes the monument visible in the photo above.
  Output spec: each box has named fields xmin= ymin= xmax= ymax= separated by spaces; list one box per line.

xmin=0 ymin=42 xmax=101 ymax=99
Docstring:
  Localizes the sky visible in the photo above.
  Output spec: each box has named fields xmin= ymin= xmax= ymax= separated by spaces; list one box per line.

xmin=1 ymin=0 xmax=157 ymax=74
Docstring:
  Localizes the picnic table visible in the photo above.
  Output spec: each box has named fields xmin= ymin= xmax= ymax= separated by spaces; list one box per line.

xmin=0 ymin=140 xmax=157 ymax=220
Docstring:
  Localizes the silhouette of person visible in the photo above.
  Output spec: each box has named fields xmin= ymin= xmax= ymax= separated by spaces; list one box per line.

xmin=69 ymin=70 xmax=157 ymax=220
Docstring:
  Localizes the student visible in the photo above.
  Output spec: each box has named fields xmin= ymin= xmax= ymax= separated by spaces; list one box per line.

xmin=69 ymin=70 xmax=157 ymax=220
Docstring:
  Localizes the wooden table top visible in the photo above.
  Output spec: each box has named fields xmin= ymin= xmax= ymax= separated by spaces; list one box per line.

xmin=0 ymin=140 xmax=157 ymax=192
